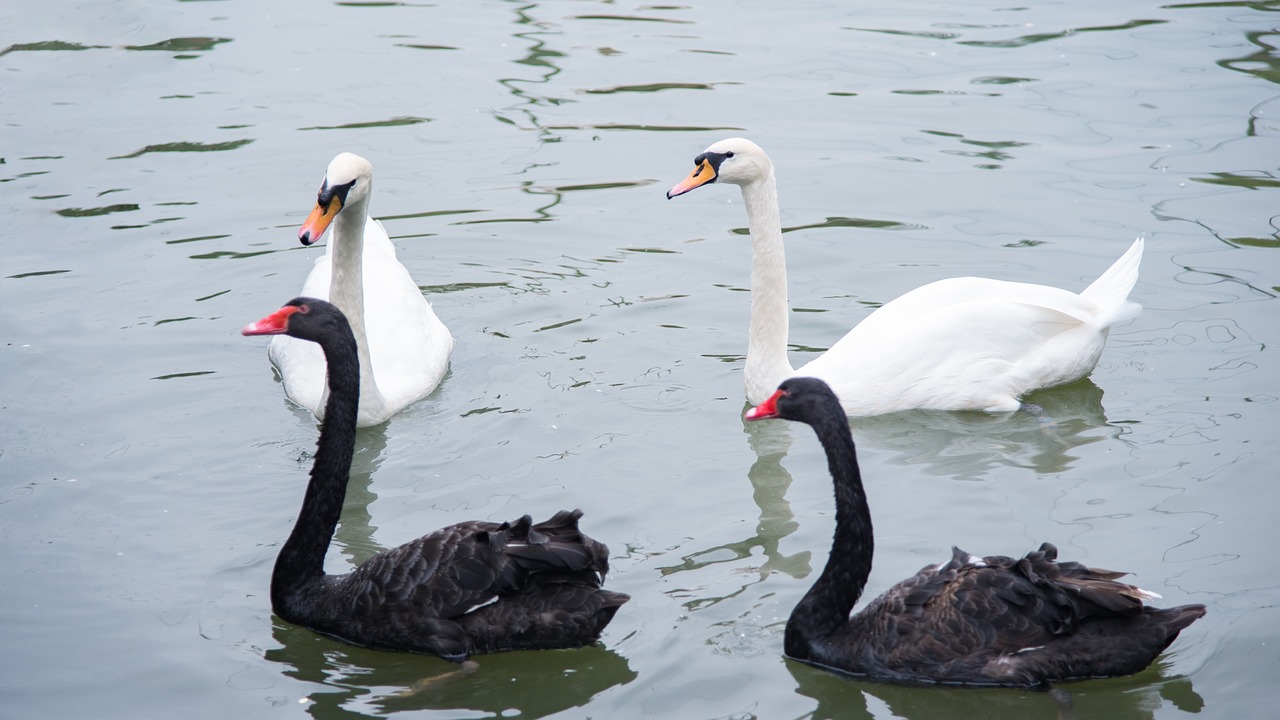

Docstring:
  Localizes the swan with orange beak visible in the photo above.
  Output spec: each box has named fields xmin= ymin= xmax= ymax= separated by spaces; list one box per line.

xmin=265 ymin=153 xmax=454 ymax=427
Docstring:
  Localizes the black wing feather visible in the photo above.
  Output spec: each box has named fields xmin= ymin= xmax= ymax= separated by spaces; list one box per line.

xmin=824 ymin=543 xmax=1203 ymax=685
xmin=281 ymin=510 xmax=627 ymax=660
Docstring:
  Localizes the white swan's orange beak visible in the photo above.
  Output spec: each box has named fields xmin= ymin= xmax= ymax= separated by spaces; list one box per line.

xmin=745 ymin=389 xmax=784 ymax=421
xmin=242 ymin=305 xmax=301 ymax=336
xmin=666 ymin=158 xmax=717 ymax=199
xmin=299 ymin=195 xmax=342 ymax=246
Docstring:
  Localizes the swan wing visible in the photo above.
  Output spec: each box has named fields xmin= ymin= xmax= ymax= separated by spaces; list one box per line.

xmin=852 ymin=544 xmax=1202 ymax=685
xmin=354 ymin=215 xmax=397 ymax=258
xmin=358 ymin=242 xmax=454 ymax=412
xmin=333 ymin=510 xmax=625 ymax=657
xmin=799 ymin=277 xmax=1120 ymax=414
xmin=850 ymin=546 xmax=1076 ymax=683
xmin=453 ymin=510 xmax=628 ymax=652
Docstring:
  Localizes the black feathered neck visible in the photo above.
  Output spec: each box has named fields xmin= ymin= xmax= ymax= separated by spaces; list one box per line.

xmin=773 ymin=379 xmax=875 ymax=658
xmin=269 ymin=299 xmax=361 ymax=614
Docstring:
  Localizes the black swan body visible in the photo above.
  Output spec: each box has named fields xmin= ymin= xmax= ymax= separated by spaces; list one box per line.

xmin=745 ymin=377 xmax=1205 ymax=687
xmin=243 ymin=298 xmax=628 ymax=659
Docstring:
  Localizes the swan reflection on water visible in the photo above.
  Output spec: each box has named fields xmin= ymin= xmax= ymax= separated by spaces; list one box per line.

xmin=657 ymin=418 xmax=812 ymax=609
xmin=658 ymin=377 xmax=1118 ymax=595
xmin=271 ymin=387 xmax=399 ymax=566
xmin=265 ymin=620 xmax=636 ymax=719
xmin=786 ymin=655 xmax=1203 ymax=720
xmin=849 ymin=378 xmax=1121 ymax=482
xmin=331 ymin=428 xmax=391 ymax=567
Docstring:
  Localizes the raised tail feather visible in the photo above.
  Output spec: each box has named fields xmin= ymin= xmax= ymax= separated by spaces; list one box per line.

xmin=458 ymin=509 xmax=629 ymax=654
xmin=982 ymin=542 xmax=1205 ymax=683
xmin=1079 ymin=237 xmax=1144 ymax=326
xmin=491 ymin=509 xmax=613 ymax=585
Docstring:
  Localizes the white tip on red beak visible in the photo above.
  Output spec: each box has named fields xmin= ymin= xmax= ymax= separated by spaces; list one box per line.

xmin=241 ymin=305 xmax=299 ymax=336
xmin=745 ymin=389 xmax=784 ymax=421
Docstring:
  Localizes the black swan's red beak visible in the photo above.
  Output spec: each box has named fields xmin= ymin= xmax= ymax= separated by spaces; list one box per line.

xmin=745 ymin=389 xmax=784 ymax=421
xmin=242 ymin=305 xmax=302 ymax=336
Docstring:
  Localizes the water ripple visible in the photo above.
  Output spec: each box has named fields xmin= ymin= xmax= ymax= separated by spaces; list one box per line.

xmin=971 ymin=76 xmax=1038 ymax=85
xmin=583 ymin=82 xmax=720 ymax=95
xmin=6 ymin=269 xmax=71 ymax=280
xmin=553 ymin=179 xmax=656 ymax=193
xmin=0 ymin=41 xmax=107 ymax=56
xmin=55 ymin=204 xmax=139 ymax=217
xmin=1192 ymin=171 xmax=1280 ymax=191
xmin=544 ymin=123 xmax=746 ymax=133
xmin=728 ymin=216 xmax=924 ymax=237
xmin=846 ymin=27 xmax=961 ymax=40
xmin=299 ymin=116 xmax=432 ymax=131
xmin=123 ymin=37 xmax=231 ymax=54
xmin=164 ymin=234 xmax=230 ymax=246
xmin=1167 ymin=1 xmax=1280 ymax=14
xmin=110 ymin=139 xmax=254 ymax=159
xmin=572 ymin=14 xmax=692 ymax=25
xmin=394 ymin=43 xmax=458 ymax=51
xmin=958 ymin=19 xmax=1168 ymax=48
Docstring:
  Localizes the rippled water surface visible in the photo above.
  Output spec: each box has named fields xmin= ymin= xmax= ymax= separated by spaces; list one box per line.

xmin=3 ymin=1 xmax=1278 ymax=718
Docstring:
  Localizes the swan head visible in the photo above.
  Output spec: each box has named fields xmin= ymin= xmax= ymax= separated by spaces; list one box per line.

xmin=667 ymin=138 xmax=772 ymax=198
xmin=242 ymin=297 xmax=347 ymax=342
xmin=298 ymin=153 xmax=374 ymax=246
xmin=744 ymin=377 xmax=841 ymax=422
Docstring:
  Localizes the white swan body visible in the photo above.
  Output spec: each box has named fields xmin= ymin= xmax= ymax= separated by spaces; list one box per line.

xmin=667 ymin=138 xmax=1142 ymax=415
xmin=269 ymin=153 xmax=453 ymax=426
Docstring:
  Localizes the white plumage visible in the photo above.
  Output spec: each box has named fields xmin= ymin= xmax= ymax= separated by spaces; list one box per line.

xmin=269 ymin=153 xmax=453 ymax=426
xmin=668 ymin=138 xmax=1142 ymax=415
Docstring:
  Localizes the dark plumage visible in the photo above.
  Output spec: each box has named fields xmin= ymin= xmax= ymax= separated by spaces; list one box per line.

xmin=243 ymin=298 xmax=627 ymax=660
xmin=746 ymin=377 xmax=1205 ymax=687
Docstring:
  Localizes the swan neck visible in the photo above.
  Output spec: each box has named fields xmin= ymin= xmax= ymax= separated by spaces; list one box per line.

xmin=741 ymin=170 xmax=794 ymax=403
xmin=786 ymin=411 xmax=873 ymax=651
xmin=328 ymin=189 xmax=369 ymax=325
xmin=324 ymin=186 xmax=386 ymax=412
xmin=272 ymin=323 xmax=360 ymax=605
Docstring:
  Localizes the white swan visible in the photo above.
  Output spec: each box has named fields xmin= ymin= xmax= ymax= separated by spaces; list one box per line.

xmin=268 ymin=153 xmax=453 ymax=427
xmin=667 ymin=138 xmax=1143 ymax=415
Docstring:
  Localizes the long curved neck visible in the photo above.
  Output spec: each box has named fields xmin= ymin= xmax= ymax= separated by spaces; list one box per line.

xmin=786 ymin=408 xmax=873 ymax=654
xmin=740 ymin=171 xmax=795 ymax=404
xmin=324 ymin=187 xmax=386 ymax=414
xmin=272 ymin=322 xmax=360 ymax=607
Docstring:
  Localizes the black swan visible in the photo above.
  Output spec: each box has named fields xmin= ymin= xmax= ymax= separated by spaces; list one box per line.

xmin=745 ymin=377 xmax=1205 ymax=686
xmin=242 ymin=297 xmax=628 ymax=659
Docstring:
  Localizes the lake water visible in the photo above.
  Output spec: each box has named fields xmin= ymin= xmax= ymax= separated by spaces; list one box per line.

xmin=2 ymin=1 xmax=1278 ymax=718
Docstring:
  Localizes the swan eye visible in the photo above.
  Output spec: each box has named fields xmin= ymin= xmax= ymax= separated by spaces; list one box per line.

xmin=297 ymin=304 xmax=310 ymax=314
xmin=724 ymin=151 xmax=735 ymax=159
xmin=319 ymin=180 xmax=355 ymax=207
